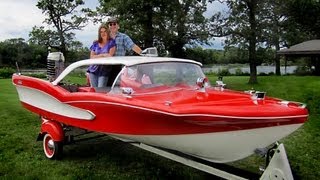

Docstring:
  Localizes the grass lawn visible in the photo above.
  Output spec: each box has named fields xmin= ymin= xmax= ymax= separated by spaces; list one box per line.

xmin=1 ymin=75 xmax=319 ymax=179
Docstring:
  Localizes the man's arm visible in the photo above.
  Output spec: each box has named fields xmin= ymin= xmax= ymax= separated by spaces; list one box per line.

xmin=132 ymin=44 xmax=142 ymax=55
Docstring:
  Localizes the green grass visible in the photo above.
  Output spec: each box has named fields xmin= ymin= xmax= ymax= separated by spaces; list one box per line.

xmin=1 ymin=76 xmax=320 ymax=179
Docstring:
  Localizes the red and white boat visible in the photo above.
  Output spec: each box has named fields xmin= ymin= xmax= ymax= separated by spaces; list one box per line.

xmin=12 ymin=56 xmax=308 ymax=166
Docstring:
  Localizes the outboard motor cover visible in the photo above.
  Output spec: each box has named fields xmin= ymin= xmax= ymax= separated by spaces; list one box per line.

xmin=47 ymin=52 xmax=65 ymax=81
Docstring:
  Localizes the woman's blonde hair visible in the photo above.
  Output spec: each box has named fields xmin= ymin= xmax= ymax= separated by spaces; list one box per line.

xmin=97 ymin=23 xmax=111 ymax=43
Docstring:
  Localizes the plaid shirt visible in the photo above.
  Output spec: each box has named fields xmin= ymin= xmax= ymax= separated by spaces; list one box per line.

xmin=114 ymin=32 xmax=135 ymax=56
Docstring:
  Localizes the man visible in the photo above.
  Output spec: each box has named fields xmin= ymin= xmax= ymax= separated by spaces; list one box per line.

xmin=107 ymin=17 xmax=142 ymax=56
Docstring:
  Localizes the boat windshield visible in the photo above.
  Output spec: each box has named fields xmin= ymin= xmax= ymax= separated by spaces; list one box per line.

xmin=110 ymin=62 xmax=207 ymax=93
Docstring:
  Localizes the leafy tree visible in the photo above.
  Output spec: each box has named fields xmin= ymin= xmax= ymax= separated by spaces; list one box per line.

xmin=0 ymin=38 xmax=47 ymax=68
xmin=94 ymin=0 xmax=212 ymax=57
xmin=211 ymin=0 xmax=312 ymax=77
xmin=210 ymin=0 xmax=271 ymax=84
xmin=286 ymin=0 xmax=320 ymax=39
xmin=0 ymin=38 xmax=28 ymax=66
xmin=185 ymin=47 xmax=219 ymax=64
xmin=30 ymin=0 xmax=88 ymax=57
xmin=256 ymin=47 xmax=274 ymax=65
xmin=67 ymin=46 xmax=90 ymax=63
xmin=29 ymin=26 xmax=58 ymax=48
xmin=28 ymin=44 xmax=48 ymax=68
xmin=259 ymin=0 xmax=284 ymax=75
xmin=261 ymin=0 xmax=308 ymax=75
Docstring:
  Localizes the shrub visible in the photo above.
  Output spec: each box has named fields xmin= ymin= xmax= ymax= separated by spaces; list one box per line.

xmin=235 ymin=68 xmax=243 ymax=76
xmin=268 ymin=72 xmax=275 ymax=76
xmin=259 ymin=72 xmax=268 ymax=76
xmin=294 ymin=66 xmax=313 ymax=76
xmin=0 ymin=67 xmax=16 ymax=79
xmin=217 ymin=68 xmax=231 ymax=76
xmin=29 ymin=73 xmax=47 ymax=78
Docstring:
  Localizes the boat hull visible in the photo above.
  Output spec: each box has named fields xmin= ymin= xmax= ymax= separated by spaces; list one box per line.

xmin=12 ymin=74 xmax=308 ymax=163
xmin=110 ymin=123 xmax=302 ymax=163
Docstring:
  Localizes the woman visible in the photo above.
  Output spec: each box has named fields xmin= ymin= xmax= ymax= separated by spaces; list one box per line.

xmin=87 ymin=24 xmax=116 ymax=87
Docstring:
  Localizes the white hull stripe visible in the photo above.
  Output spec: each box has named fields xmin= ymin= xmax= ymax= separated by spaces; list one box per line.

xmin=16 ymin=85 xmax=95 ymax=120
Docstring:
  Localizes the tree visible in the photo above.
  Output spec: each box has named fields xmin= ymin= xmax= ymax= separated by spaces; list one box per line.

xmin=95 ymin=0 xmax=212 ymax=58
xmin=210 ymin=0 xmax=269 ymax=84
xmin=259 ymin=0 xmax=283 ymax=75
xmin=29 ymin=26 xmax=59 ymax=48
xmin=0 ymin=38 xmax=47 ymax=68
xmin=31 ymin=0 xmax=88 ymax=57
xmin=261 ymin=0 xmax=307 ymax=75
xmin=222 ymin=46 xmax=249 ymax=64
xmin=286 ymin=0 xmax=320 ymax=39
xmin=283 ymin=0 xmax=320 ymax=75
xmin=185 ymin=47 xmax=219 ymax=64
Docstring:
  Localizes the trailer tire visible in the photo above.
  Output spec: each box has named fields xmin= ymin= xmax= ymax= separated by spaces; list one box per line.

xmin=43 ymin=133 xmax=63 ymax=159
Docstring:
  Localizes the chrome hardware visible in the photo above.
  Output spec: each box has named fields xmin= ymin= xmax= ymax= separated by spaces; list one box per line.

xmin=47 ymin=139 xmax=55 ymax=149
xmin=164 ymin=101 xmax=172 ymax=106
xmin=215 ymin=80 xmax=226 ymax=88
xmin=244 ymin=89 xmax=255 ymax=95
xmin=251 ymin=91 xmax=266 ymax=100
xmin=196 ymin=77 xmax=208 ymax=88
xmin=216 ymin=76 xmax=226 ymax=88
xmin=278 ymin=101 xmax=307 ymax=108
xmin=140 ymin=47 xmax=158 ymax=57
xmin=121 ymin=87 xmax=134 ymax=95
xmin=255 ymin=91 xmax=266 ymax=100
xmin=214 ymin=76 xmax=226 ymax=91
xmin=246 ymin=89 xmax=266 ymax=101
xmin=196 ymin=77 xmax=209 ymax=92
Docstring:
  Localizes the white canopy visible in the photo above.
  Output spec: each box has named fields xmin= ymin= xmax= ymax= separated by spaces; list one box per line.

xmin=52 ymin=56 xmax=202 ymax=85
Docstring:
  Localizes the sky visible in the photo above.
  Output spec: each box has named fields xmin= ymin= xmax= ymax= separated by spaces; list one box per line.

xmin=0 ymin=0 xmax=226 ymax=49
xmin=0 ymin=0 xmax=99 ymax=48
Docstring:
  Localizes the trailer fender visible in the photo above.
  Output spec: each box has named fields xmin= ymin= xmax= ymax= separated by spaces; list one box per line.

xmin=37 ymin=120 xmax=64 ymax=142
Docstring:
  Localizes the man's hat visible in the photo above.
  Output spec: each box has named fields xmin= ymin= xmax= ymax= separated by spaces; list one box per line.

xmin=107 ymin=17 xmax=118 ymax=23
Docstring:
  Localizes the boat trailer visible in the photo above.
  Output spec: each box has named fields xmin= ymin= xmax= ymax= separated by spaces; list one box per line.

xmin=38 ymin=119 xmax=294 ymax=180
xmin=127 ymin=141 xmax=294 ymax=180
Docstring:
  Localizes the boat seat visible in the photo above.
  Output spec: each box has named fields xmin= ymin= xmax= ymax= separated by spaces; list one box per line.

xmin=78 ymin=86 xmax=111 ymax=93
xmin=60 ymin=84 xmax=79 ymax=92
xmin=93 ymin=87 xmax=111 ymax=93
xmin=78 ymin=87 xmax=95 ymax=92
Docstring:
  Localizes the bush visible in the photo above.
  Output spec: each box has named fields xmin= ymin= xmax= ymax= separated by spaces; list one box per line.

xmin=234 ymin=68 xmax=243 ymax=76
xmin=29 ymin=73 xmax=47 ymax=78
xmin=259 ymin=72 xmax=268 ymax=76
xmin=294 ymin=66 xmax=313 ymax=76
xmin=268 ymin=72 xmax=275 ymax=76
xmin=0 ymin=67 xmax=15 ymax=79
xmin=217 ymin=68 xmax=231 ymax=76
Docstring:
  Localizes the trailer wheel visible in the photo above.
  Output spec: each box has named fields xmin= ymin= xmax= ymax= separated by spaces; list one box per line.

xmin=43 ymin=133 xmax=63 ymax=159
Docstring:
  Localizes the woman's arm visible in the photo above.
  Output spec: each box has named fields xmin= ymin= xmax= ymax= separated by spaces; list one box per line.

xmin=104 ymin=40 xmax=116 ymax=57
xmin=97 ymin=45 xmax=116 ymax=57
xmin=90 ymin=51 xmax=104 ymax=59
xmin=90 ymin=41 xmax=116 ymax=58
